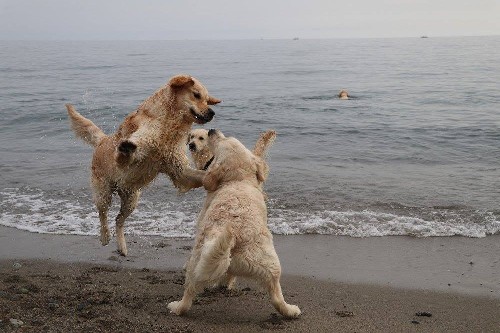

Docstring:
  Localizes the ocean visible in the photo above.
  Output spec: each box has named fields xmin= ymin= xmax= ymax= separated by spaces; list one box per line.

xmin=1 ymin=37 xmax=499 ymax=238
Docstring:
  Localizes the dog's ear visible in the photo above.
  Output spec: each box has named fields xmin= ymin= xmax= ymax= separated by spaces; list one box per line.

xmin=169 ymin=75 xmax=195 ymax=89
xmin=207 ymin=96 xmax=222 ymax=105
xmin=203 ymin=166 xmax=222 ymax=192
xmin=255 ymin=157 xmax=269 ymax=183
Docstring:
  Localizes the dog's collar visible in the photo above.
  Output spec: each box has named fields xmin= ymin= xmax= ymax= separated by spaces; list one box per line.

xmin=203 ymin=156 xmax=215 ymax=171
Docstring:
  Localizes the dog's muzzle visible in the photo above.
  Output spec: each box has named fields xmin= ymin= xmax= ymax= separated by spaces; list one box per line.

xmin=188 ymin=142 xmax=196 ymax=152
xmin=190 ymin=107 xmax=215 ymax=124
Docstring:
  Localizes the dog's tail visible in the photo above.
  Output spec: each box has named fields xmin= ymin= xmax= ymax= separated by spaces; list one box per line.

xmin=253 ymin=130 xmax=276 ymax=158
xmin=194 ymin=223 xmax=234 ymax=284
xmin=66 ymin=104 xmax=106 ymax=147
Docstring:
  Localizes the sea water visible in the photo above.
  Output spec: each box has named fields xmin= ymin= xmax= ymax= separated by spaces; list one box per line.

xmin=1 ymin=37 xmax=499 ymax=238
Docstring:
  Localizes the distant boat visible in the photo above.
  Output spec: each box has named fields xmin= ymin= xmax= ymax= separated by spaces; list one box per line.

xmin=293 ymin=37 xmax=299 ymax=40
xmin=420 ymin=36 xmax=429 ymax=38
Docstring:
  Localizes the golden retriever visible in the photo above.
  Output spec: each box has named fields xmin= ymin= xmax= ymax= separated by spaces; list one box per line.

xmin=184 ymin=129 xmax=275 ymax=279
xmin=187 ymin=128 xmax=213 ymax=170
xmin=168 ymin=129 xmax=301 ymax=318
xmin=338 ymin=89 xmax=349 ymax=100
xmin=188 ymin=128 xmax=276 ymax=171
xmin=66 ymin=75 xmax=221 ymax=256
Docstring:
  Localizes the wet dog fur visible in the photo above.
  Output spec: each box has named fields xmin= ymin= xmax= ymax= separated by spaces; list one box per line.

xmin=66 ymin=75 xmax=221 ymax=256
xmin=338 ymin=89 xmax=350 ymax=100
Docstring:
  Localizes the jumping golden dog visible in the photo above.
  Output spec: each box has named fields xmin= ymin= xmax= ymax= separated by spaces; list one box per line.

xmin=67 ymin=75 xmax=221 ymax=256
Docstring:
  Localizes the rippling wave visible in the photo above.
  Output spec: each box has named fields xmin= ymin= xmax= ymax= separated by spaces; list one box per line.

xmin=1 ymin=187 xmax=498 ymax=238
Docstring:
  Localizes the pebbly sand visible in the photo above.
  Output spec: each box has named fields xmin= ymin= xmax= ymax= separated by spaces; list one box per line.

xmin=0 ymin=225 xmax=499 ymax=332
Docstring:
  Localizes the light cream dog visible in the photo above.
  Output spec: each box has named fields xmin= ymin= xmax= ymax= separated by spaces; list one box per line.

xmin=66 ymin=75 xmax=221 ymax=256
xmin=168 ymin=129 xmax=301 ymax=318
xmin=187 ymin=128 xmax=213 ymax=170
xmin=188 ymin=128 xmax=276 ymax=171
xmin=183 ymin=129 xmax=275 ymax=280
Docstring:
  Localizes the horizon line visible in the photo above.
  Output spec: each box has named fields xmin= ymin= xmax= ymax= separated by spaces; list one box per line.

xmin=1 ymin=34 xmax=499 ymax=42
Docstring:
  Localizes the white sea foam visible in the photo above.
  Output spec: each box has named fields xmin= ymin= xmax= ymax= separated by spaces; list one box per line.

xmin=1 ymin=188 xmax=499 ymax=238
xmin=268 ymin=209 xmax=500 ymax=238
xmin=0 ymin=188 xmax=198 ymax=237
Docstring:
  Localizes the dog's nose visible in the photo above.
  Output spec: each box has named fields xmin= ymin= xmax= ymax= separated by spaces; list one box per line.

xmin=207 ymin=108 xmax=215 ymax=118
xmin=208 ymin=129 xmax=217 ymax=136
xmin=188 ymin=142 xmax=196 ymax=151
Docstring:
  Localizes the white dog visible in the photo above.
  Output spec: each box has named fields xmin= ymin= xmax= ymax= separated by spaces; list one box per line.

xmin=187 ymin=128 xmax=213 ymax=170
xmin=188 ymin=128 xmax=276 ymax=172
xmin=168 ymin=129 xmax=301 ymax=318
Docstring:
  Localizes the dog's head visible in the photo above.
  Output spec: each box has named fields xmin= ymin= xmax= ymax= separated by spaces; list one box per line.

xmin=338 ymin=89 xmax=349 ymax=100
xmin=187 ymin=128 xmax=215 ymax=170
xmin=187 ymin=128 xmax=209 ymax=153
xmin=203 ymin=129 xmax=269 ymax=192
xmin=169 ymin=75 xmax=221 ymax=124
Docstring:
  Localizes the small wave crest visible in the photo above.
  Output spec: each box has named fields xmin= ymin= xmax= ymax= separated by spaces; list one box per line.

xmin=0 ymin=188 xmax=197 ymax=237
xmin=1 ymin=188 xmax=498 ymax=238
xmin=268 ymin=207 xmax=500 ymax=238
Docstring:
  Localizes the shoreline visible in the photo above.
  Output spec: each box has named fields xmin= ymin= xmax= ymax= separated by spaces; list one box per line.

xmin=1 ymin=226 xmax=499 ymax=332
xmin=1 ymin=225 xmax=498 ymax=298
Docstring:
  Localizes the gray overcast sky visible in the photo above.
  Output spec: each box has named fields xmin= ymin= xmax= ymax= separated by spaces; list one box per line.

xmin=1 ymin=0 xmax=499 ymax=40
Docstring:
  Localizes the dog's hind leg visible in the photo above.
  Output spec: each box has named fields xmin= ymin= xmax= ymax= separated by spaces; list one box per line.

xmin=115 ymin=189 xmax=140 ymax=256
xmin=169 ymin=230 xmax=234 ymax=315
xmin=220 ymin=274 xmax=237 ymax=290
xmin=263 ymin=251 xmax=301 ymax=318
xmin=168 ymin=259 xmax=206 ymax=316
xmin=232 ymin=247 xmax=301 ymax=318
xmin=167 ymin=277 xmax=198 ymax=315
xmin=266 ymin=274 xmax=301 ymax=318
xmin=93 ymin=182 xmax=112 ymax=246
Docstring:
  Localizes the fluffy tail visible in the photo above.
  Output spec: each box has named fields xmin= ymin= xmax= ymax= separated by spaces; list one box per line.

xmin=66 ymin=104 xmax=106 ymax=146
xmin=253 ymin=130 xmax=276 ymax=158
xmin=194 ymin=224 xmax=234 ymax=284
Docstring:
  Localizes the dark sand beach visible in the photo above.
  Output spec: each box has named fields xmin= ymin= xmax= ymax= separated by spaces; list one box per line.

xmin=1 ymin=226 xmax=499 ymax=332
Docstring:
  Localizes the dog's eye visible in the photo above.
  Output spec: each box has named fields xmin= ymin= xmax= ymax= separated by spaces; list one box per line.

xmin=193 ymin=92 xmax=201 ymax=99
xmin=199 ymin=137 xmax=204 ymax=141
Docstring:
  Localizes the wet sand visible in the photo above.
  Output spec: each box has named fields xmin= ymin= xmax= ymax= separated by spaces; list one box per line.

xmin=1 ymin=226 xmax=499 ymax=332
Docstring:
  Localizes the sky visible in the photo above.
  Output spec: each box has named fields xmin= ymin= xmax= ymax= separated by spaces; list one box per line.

xmin=1 ymin=0 xmax=499 ymax=40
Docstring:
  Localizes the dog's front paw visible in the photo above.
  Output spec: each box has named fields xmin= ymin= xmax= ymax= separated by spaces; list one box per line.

xmin=118 ymin=140 xmax=137 ymax=155
xmin=168 ymin=301 xmax=188 ymax=316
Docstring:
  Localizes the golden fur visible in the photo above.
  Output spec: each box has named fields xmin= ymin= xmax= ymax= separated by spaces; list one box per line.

xmin=168 ymin=129 xmax=301 ymax=318
xmin=338 ymin=89 xmax=349 ymax=100
xmin=66 ymin=75 xmax=221 ymax=256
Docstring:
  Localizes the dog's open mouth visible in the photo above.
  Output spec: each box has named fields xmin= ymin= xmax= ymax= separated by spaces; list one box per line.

xmin=190 ymin=107 xmax=213 ymax=124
